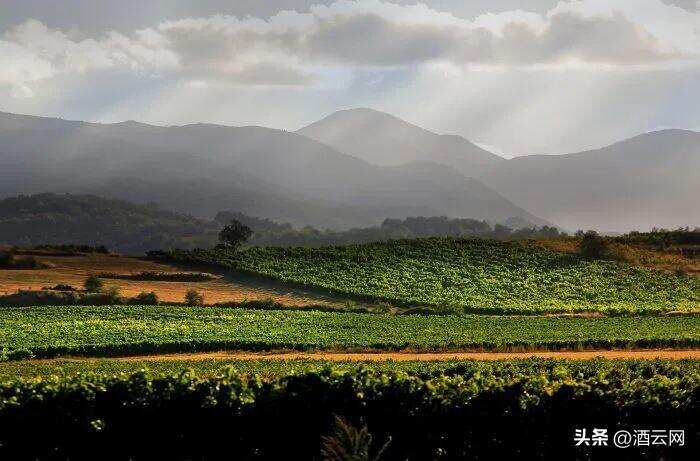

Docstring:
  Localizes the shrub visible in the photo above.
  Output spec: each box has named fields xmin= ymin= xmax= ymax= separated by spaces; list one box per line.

xmin=184 ymin=289 xmax=204 ymax=306
xmin=577 ymin=231 xmax=609 ymax=259
xmin=84 ymin=275 xmax=104 ymax=292
xmin=129 ymin=291 xmax=159 ymax=305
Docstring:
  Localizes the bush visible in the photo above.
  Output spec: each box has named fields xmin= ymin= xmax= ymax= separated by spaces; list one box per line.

xmin=578 ymin=231 xmax=609 ymax=259
xmin=43 ymin=284 xmax=78 ymax=292
xmin=129 ymin=291 xmax=159 ymax=305
xmin=184 ymin=289 xmax=204 ymax=306
xmin=84 ymin=275 xmax=104 ymax=292
xmin=0 ymin=364 xmax=696 ymax=459
xmin=0 ymin=251 xmax=45 ymax=269
xmin=0 ymin=288 xmax=161 ymax=307
xmin=0 ymin=290 xmax=79 ymax=307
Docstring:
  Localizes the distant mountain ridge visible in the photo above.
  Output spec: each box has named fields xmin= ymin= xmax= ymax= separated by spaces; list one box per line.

xmin=475 ymin=129 xmax=700 ymax=232
xmin=298 ymin=108 xmax=699 ymax=232
xmin=0 ymin=111 xmax=548 ymax=229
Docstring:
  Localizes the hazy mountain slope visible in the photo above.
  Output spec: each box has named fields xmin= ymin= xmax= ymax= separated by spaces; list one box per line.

xmin=297 ymin=108 xmax=504 ymax=174
xmin=476 ymin=129 xmax=700 ymax=232
xmin=0 ymin=193 xmax=220 ymax=253
xmin=0 ymin=111 xmax=546 ymax=228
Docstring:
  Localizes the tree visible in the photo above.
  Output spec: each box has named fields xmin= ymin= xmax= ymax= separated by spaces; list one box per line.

xmin=84 ymin=275 xmax=104 ymax=292
xmin=218 ymin=219 xmax=252 ymax=250
xmin=185 ymin=289 xmax=204 ymax=306
xmin=578 ymin=230 xmax=609 ymax=259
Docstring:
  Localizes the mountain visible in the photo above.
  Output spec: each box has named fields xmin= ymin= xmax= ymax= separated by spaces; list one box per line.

xmin=0 ymin=193 xmax=219 ymax=253
xmin=475 ymin=129 xmax=700 ymax=232
xmin=297 ymin=108 xmax=504 ymax=174
xmin=0 ymin=111 xmax=547 ymax=229
xmin=297 ymin=109 xmax=699 ymax=232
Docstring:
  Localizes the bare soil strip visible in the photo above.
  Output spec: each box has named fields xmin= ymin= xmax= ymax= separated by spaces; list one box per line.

xmin=36 ymin=349 xmax=700 ymax=363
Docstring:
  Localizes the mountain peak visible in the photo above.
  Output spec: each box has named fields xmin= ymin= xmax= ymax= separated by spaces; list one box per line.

xmin=306 ymin=107 xmax=427 ymax=132
xmin=298 ymin=108 xmax=503 ymax=170
xmin=112 ymin=120 xmax=151 ymax=128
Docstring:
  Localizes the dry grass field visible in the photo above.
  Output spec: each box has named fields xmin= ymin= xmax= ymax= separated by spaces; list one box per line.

xmin=0 ymin=253 xmax=354 ymax=307
xmin=533 ymin=238 xmax=700 ymax=276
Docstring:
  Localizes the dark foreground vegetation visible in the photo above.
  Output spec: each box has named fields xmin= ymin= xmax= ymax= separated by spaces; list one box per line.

xmin=0 ymin=360 xmax=696 ymax=460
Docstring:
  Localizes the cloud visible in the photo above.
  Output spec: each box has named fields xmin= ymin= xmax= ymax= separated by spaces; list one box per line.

xmin=5 ymin=19 xmax=177 ymax=74
xmin=661 ymin=0 xmax=699 ymax=12
xmin=155 ymin=3 xmax=681 ymax=67
xmin=0 ymin=0 xmax=695 ymax=98
xmin=0 ymin=40 xmax=54 ymax=97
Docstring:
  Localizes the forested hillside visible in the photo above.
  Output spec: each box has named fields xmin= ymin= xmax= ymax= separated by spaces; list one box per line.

xmin=0 ymin=194 xmax=219 ymax=253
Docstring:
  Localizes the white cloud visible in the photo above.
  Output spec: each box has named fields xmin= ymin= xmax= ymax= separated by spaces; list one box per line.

xmin=1 ymin=19 xmax=178 ymax=98
xmin=1 ymin=0 xmax=696 ymax=99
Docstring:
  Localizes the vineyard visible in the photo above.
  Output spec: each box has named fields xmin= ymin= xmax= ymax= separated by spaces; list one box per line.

xmin=1 ymin=360 xmax=697 ymax=459
xmin=166 ymin=238 xmax=700 ymax=314
xmin=2 ymin=306 xmax=699 ymax=359
xmin=2 ymin=238 xmax=699 ymax=459
xmin=2 ymin=355 xmax=698 ymax=381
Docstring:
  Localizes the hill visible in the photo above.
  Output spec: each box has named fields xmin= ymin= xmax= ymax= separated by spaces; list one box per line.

xmin=0 ymin=193 xmax=219 ymax=253
xmin=163 ymin=238 xmax=700 ymax=314
xmin=0 ymin=111 xmax=546 ymax=229
xmin=476 ymin=129 xmax=700 ymax=232
xmin=298 ymin=107 xmax=503 ymax=173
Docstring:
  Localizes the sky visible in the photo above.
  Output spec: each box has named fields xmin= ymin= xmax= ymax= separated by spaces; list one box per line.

xmin=0 ymin=0 xmax=699 ymax=155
